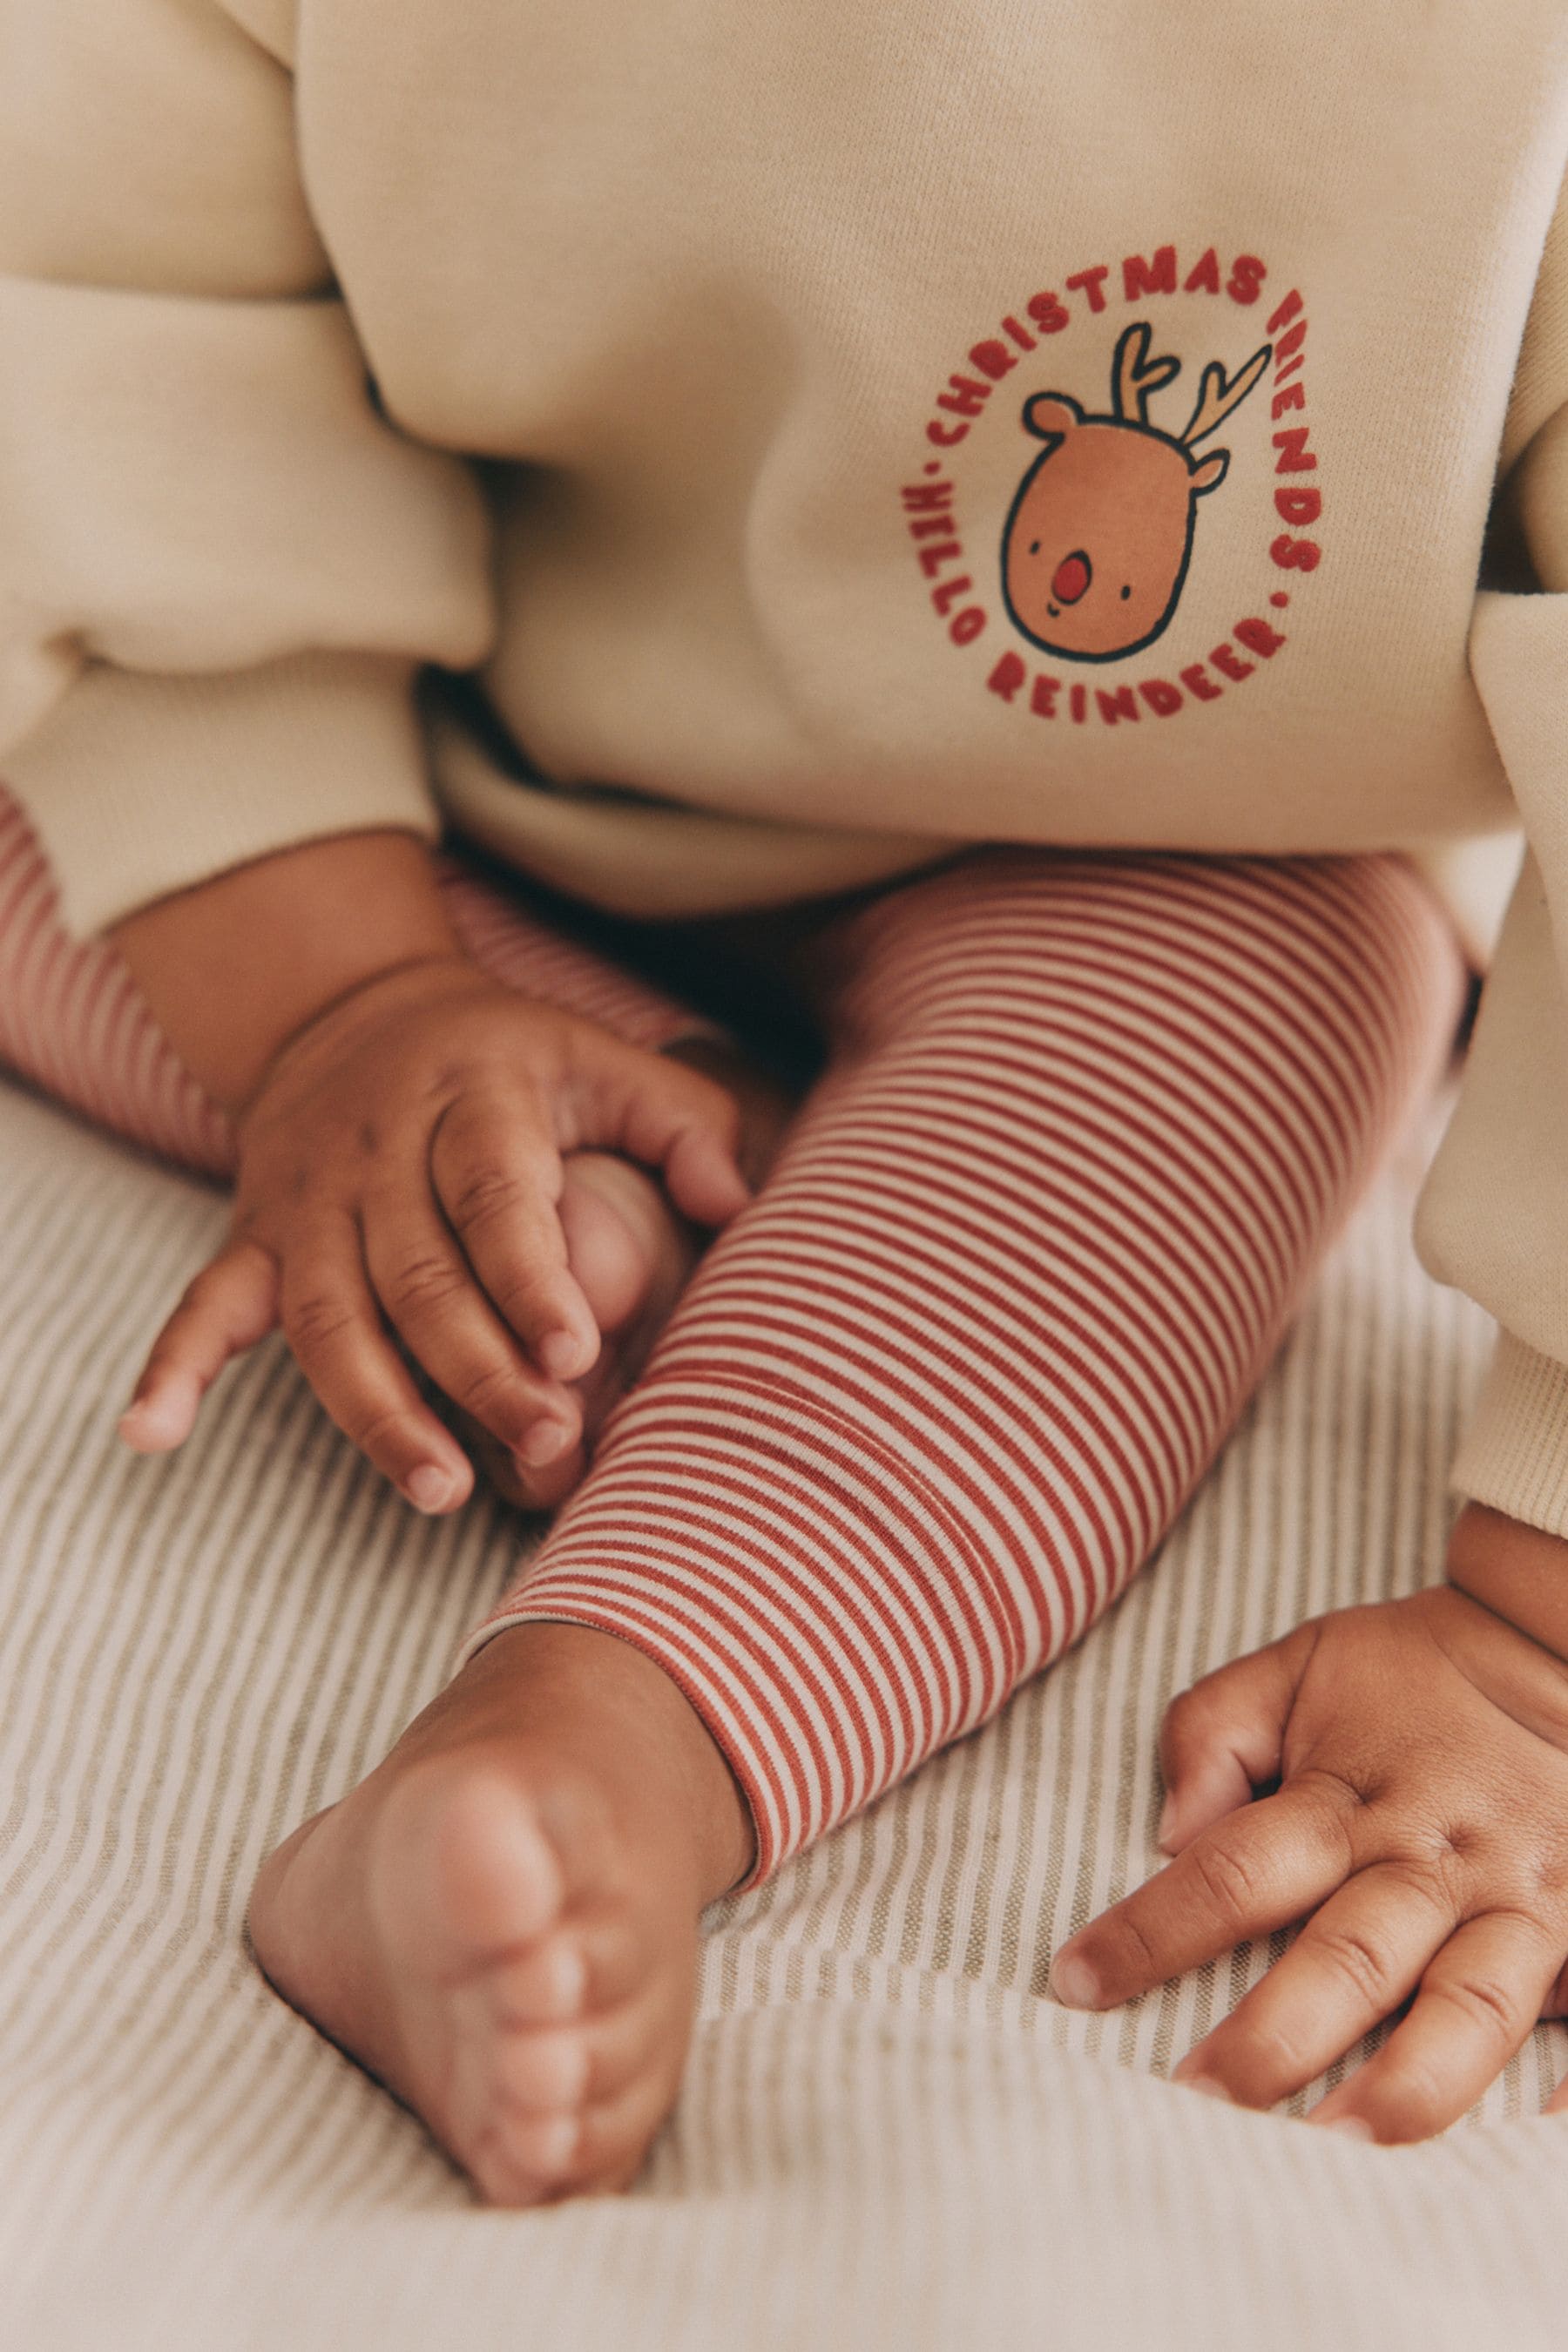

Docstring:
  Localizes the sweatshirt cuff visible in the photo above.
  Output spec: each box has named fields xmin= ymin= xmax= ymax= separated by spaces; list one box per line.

xmin=1450 ymin=1332 xmax=1568 ymax=1538
xmin=4 ymin=652 xmax=441 ymax=935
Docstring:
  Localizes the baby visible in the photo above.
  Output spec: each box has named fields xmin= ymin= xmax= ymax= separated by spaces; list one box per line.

xmin=6 ymin=0 xmax=1568 ymax=2203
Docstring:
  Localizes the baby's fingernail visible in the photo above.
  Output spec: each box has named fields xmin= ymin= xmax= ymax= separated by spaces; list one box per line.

xmin=1317 ymin=2114 xmax=1375 ymax=2140
xmin=118 ymin=1393 xmax=180 ymax=1450
xmin=404 ymin=1465 xmax=454 ymax=1513
xmin=519 ymin=1419 xmax=573 ymax=1468
xmin=1177 ymin=2072 xmax=1234 ymax=2105
xmin=1156 ymin=1796 xmax=1178 ymax=1849
xmin=1049 ymin=1953 xmax=1101 ymax=2011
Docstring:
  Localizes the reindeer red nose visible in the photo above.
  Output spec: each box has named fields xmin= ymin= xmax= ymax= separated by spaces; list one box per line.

xmin=1051 ymin=551 xmax=1092 ymax=605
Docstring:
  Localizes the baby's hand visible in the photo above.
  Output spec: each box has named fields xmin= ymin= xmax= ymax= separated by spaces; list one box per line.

xmin=118 ymin=956 xmax=749 ymax=1512
xmin=1051 ymin=1582 xmax=1568 ymax=2139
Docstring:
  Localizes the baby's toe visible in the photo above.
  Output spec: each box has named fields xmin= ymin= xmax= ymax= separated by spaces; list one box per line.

xmin=475 ymin=1991 xmax=684 ymax=2200
xmin=488 ymin=1932 xmax=589 ymax=2028
xmin=556 ymin=1894 xmax=685 ymax=2012
xmin=468 ymin=2115 xmax=577 ymax=2207
xmin=475 ymin=2071 xmax=669 ymax=2206
xmin=557 ymin=1152 xmax=679 ymax=1340
xmin=490 ymin=2024 xmax=593 ymax=2116
xmin=451 ymin=2022 xmax=586 ymax=2199
xmin=489 ymin=1987 xmax=652 ymax=2114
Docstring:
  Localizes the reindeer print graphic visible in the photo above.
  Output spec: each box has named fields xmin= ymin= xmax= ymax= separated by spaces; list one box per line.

xmin=1002 ymin=321 xmax=1272 ymax=664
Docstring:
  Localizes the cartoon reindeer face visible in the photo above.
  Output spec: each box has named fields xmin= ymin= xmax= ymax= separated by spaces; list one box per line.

xmin=1001 ymin=322 xmax=1272 ymax=664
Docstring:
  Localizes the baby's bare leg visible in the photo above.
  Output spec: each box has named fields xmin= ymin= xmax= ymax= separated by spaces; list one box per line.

xmin=247 ymin=1624 xmax=752 ymax=2200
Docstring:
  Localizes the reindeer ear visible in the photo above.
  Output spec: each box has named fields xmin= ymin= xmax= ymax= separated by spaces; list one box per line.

xmin=1023 ymin=394 xmax=1081 ymax=444
xmin=1190 ymin=449 xmax=1230 ymax=495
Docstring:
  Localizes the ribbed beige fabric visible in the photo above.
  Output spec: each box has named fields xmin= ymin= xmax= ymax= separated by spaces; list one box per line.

xmin=3 ymin=1075 xmax=1565 ymax=2349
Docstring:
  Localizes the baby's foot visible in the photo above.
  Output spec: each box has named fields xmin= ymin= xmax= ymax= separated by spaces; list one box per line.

xmin=468 ymin=1149 xmax=699 ymax=1511
xmin=247 ymin=1624 xmax=752 ymax=2203
xmin=476 ymin=1048 xmax=795 ymax=1512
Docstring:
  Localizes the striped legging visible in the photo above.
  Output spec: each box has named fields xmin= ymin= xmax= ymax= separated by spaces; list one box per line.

xmin=0 ymin=791 xmax=1464 ymax=1879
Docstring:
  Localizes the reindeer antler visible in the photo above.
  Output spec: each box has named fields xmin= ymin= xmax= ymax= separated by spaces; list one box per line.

xmin=1112 ymin=322 xmax=1181 ymax=425
xmin=1180 ymin=344 xmax=1273 ymax=447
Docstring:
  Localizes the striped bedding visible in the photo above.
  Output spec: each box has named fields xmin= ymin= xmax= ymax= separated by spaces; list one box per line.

xmin=2 ymin=1073 xmax=1565 ymax=2351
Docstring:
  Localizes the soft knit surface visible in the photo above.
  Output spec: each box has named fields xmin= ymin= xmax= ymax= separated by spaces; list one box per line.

xmin=469 ymin=849 xmax=1461 ymax=1879
xmin=2 ymin=1074 xmax=1566 ymax=2351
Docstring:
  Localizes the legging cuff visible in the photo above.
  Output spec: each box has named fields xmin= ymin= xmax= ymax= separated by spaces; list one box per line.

xmin=452 ymin=1600 xmax=779 ymax=1888
xmin=450 ymin=1371 xmax=1055 ymax=1887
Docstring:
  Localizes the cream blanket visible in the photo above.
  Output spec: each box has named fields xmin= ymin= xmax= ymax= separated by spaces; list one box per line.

xmin=1 ymin=1080 xmax=1565 ymax=2351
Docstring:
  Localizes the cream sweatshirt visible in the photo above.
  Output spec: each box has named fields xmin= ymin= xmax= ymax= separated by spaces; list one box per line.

xmin=4 ymin=0 xmax=1568 ymax=1531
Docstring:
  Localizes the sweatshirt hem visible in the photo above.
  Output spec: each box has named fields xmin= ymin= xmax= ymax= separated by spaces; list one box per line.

xmin=1450 ymin=1333 xmax=1568 ymax=1538
xmin=5 ymin=652 xmax=440 ymax=934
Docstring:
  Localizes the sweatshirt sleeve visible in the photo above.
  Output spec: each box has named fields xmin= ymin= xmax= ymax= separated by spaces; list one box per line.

xmin=1415 ymin=170 xmax=1568 ymax=1536
xmin=0 ymin=0 xmax=496 ymax=934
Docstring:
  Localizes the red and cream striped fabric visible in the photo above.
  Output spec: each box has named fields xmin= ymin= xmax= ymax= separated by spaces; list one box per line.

xmin=0 ymin=788 xmax=1463 ymax=1884
xmin=0 ymin=791 xmax=706 ymax=1178
xmin=461 ymin=849 xmax=1465 ymax=1878
xmin=0 ymin=792 xmax=234 ymax=1174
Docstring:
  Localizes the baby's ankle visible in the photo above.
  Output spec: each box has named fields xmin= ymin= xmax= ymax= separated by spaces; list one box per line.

xmin=415 ymin=1621 xmax=756 ymax=1903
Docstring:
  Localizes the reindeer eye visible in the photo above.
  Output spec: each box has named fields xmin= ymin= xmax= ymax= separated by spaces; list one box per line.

xmin=1030 ymin=541 xmax=1041 ymax=556
xmin=1120 ymin=585 xmax=1132 ymax=600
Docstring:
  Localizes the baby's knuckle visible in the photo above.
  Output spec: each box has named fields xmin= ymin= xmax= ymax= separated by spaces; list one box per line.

xmin=1285 ymin=1782 xmax=1362 ymax=1877
xmin=1423 ymin=1839 xmax=1484 ymax=1915
xmin=1294 ymin=1765 xmax=1377 ymax=1827
xmin=448 ymin=1165 xmax=527 ymax=1228
xmin=458 ymin=1360 xmax=524 ymax=1421
xmin=1160 ymin=1686 xmax=1207 ymax=1747
xmin=1188 ymin=1837 xmax=1264 ymax=1928
xmin=1380 ymin=1851 xmax=1453 ymax=1912
xmin=1315 ymin=1923 xmax=1400 ymax=2005
xmin=286 ymin=1291 xmax=357 ymax=1355
xmin=1524 ymin=1848 xmax=1568 ymax=1905
xmin=1106 ymin=1909 xmax=1166 ymax=1984
xmin=346 ymin=1402 xmax=418 ymax=1462
xmin=1426 ymin=1970 xmax=1520 ymax=2045
xmin=387 ymin=1252 xmax=467 ymax=1315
